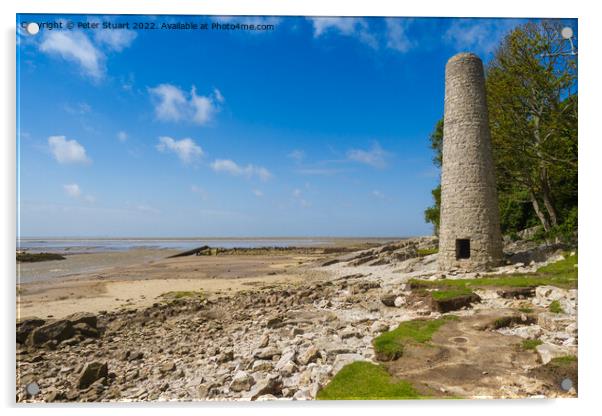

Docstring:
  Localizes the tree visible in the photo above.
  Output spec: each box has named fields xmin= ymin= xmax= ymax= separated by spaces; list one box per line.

xmin=486 ymin=21 xmax=577 ymax=233
xmin=424 ymin=119 xmax=443 ymax=235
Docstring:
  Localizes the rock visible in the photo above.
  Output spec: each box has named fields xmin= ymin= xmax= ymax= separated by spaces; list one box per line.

xmin=73 ymin=322 xmax=99 ymax=338
xmin=128 ymin=351 xmax=144 ymax=361
xmin=497 ymin=287 xmax=535 ymax=299
xmin=292 ymin=388 xmax=312 ymax=400
xmin=78 ymin=362 xmax=108 ymax=390
xmin=266 ymin=317 xmax=284 ymax=329
xmin=332 ymin=353 xmax=366 ymax=374
xmin=257 ymin=333 xmax=269 ymax=348
xmin=28 ymin=320 xmax=75 ymax=346
xmin=160 ymin=361 xmax=176 ymax=373
xmin=64 ymin=312 xmax=97 ymax=329
xmin=275 ymin=348 xmax=296 ymax=370
xmin=380 ymin=294 xmax=397 ymax=307
xmin=279 ymin=361 xmax=297 ymax=376
xmin=297 ymin=345 xmax=321 ymax=366
xmin=538 ymin=312 xmax=574 ymax=332
xmin=217 ymin=349 xmax=234 ymax=363
xmin=513 ymin=325 xmax=543 ymax=339
xmin=370 ymin=321 xmax=389 ymax=334
xmin=534 ymin=286 xmax=569 ymax=307
xmin=16 ymin=318 xmax=45 ymax=344
xmin=340 ymin=328 xmax=361 ymax=339
xmin=536 ymin=343 xmax=570 ymax=364
xmin=256 ymin=394 xmax=277 ymax=401
xmin=430 ymin=292 xmax=481 ymax=313
xmin=254 ymin=346 xmax=279 ymax=359
xmin=252 ymin=360 xmax=273 ymax=372
xmin=244 ymin=375 xmax=282 ymax=400
xmin=229 ymin=371 xmax=254 ymax=392
xmin=321 ymin=259 xmax=339 ymax=267
xmin=394 ymin=296 xmax=406 ymax=307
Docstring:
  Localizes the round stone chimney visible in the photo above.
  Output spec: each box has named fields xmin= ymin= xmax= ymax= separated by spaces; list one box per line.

xmin=438 ymin=52 xmax=504 ymax=271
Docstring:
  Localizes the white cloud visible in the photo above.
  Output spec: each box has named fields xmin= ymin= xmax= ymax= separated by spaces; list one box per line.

xmin=64 ymin=102 xmax=91 ymax=115
xmin=287 ymin=149 xmax=305 ymax=163
xmin=385 ymin=18 xmax=414 ymax=53
xmin=309 ymin=17 xmax=378 ymax=49
xmin=444 ymin=19 xmax=519 ymax=56
xmin=292 ymin=188 xmax=302 ymax=198
xmin=136 ymin=204 xmax=160 ymax=214
xmin=48 ymin=136 xmax=91 ymax=164
xmin=210 ymin=159 xmax=272 ymax=181
xmin=63 ymin=183 xmax=95 ymax=203
xmin=94 ymin=28 xmax=137 ymax=52
xmin=252 ymin=189 xmax=264 ymax=197
xmin=63 ymin=184 xmax=81 ymax=198
xmin=347 ymin=142 xmax=389 ymax=169
xmin=117 ymin=131 xmax=128 ymax=142
xmin=39 ymin=31 xmax=105 ymax=80
xmin=291 ymin=188 xmax=310 ymax=208
xmin=149 ymin=84 xmax=223 ymax=125
xmin=156 ymin=136 xmax=203 ymax=164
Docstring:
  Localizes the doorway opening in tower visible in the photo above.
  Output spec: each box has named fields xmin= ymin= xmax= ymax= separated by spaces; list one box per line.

xmin=455 ymin=239 xmax=471 ymax=260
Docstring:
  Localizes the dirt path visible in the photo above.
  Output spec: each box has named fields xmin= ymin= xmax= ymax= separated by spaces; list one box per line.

xmin=387 ymin=310 xmax=545 ymax=398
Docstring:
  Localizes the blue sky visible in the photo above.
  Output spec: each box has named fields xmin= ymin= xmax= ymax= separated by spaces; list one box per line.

xmin=16 ymin=15 xmax=571 ymax=238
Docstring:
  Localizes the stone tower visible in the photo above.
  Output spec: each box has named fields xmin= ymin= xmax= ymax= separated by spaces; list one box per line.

xmin=439 ymin=52 xmax=503 ymax=271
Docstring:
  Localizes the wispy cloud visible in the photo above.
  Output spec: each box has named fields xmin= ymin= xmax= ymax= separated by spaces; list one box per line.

xmin=309 ymin=17 xmax=378 ymax=49
xmin=191 ymin=185 xmax=209 ymax=200
xmin=210 ymin=159 xmax=272 ymax=181
xmin=287 ymin=149 xmax=305 ymax=163
xmin=117 ymin=131 xmax=128 ymax=142
xmin=291 ymin=188 xmax=311 ymax=208
xmin=346 ymin=142 xmax=390 ymax=169
xmin=385 ymin=18 xmax=415 ymax=53
xmin=148 ymin=84 xmax=224 ymax=125
xmin=444 ymin=19 xmax=520 ymax=56
xmin=94 ymin=28 xmax=137 ymax=52
xmin=372 ymin=190 xmax=385 ymax=199
xmin=40 ymin=31 xmax=105 ymax=80
xmin=48 ymin=136 xmax=91 ymax=164
xmin=156 ymin=136 xmax=203 ymax=164
xmin=63 ymin=183 xmax=95 ymax=203
xmin=252 ymin=189 xmax=264 ymax=197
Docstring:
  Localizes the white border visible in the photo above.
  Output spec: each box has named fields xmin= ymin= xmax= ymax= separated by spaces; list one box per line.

xmin=2 ymin=1 xmax=600 ymax=415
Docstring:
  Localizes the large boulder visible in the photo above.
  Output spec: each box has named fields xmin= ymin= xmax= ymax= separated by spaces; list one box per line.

xmin=64 ymin=312 xmax=97 ymax=329
xmin=16 ymin=318 xmax=45 ymax=344
xmin=229 ymin=371 xmax=254 ymax=392
xmin=27 ymin=320 xmax=75 ymax=346
xmin=78 ymin=362 xmax=108 ymax=390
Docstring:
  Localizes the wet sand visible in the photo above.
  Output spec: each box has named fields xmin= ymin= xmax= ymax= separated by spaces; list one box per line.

xmin=16 ymin=247 xmax=342 ymax=320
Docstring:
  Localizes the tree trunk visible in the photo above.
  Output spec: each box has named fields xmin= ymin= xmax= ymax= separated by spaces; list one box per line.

xmin=540 ymin=169 xmax=558 ymax=226
xmin=529 ymin=190 xmax=551 ymax=232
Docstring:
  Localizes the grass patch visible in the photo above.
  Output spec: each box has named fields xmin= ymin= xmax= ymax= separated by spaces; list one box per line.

xmin=549 ymin=300 xmax=564 ymax=314
xmin=416 ymin=248 xmax=438 ymax=257
xmin=373 ymin=316 xmax=457 ymax=361
xmin=518 ymin=306 xmax=534 ymax=313
xmin=550 ymin=355 xmax=577 ymax=365
xmin=521 ymin=339 xmax=543 ymax=350
xmin=317 ymin=361 xmax=424 ymax=400
xmin=409 ymin=254 xmax=578 ymax=292
xmin=17 ymin=252 xmax=66 ymax=263
xmin=430 ymin=288 xmax=474 ymax=301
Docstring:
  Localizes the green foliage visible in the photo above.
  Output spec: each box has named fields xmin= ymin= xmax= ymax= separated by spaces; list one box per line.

xmin=549 ymin=300 xmax=564 ymax=314
xmin=424 ymin=185 xmax=441 ymax=236
xmin=16 ymin=252 xmax=66 ymax=262
xmin=521 ymin=339 xmax=543 ymax=350
xmin=317 ymin=362 xmax=423 ymax=400
xmin=550 ymin=355 xmax=577 ymax=365
xmin=373 ymin=316 xmax=456 ymax=361
xmin=518 ymin=306 xmax=534 ymax=313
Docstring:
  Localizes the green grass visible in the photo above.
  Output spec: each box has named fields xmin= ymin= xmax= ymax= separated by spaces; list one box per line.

xmin=16 ymin=252 xmax=66 ymax=263
xmin=518 ymin=306 xmax=534 ymax=313
xmin=430 ymin=288 xmax=474 ymax=301
xmin=409 ymin=254 xmax=578 ymax=292
xmin=550 ymin=355 xmax=577 ymax=365
xmin=549 ymin=300 xmax=564 ymax=314
xmin=521 ymin=339 xmax=543 ymax=350
xmin=416 ymin=248 xmax=438 ymax=257
xmin=317 ymin=361 xmax=424 ymax=400
xmin=373 ymin=316 xmax=457 ymax=361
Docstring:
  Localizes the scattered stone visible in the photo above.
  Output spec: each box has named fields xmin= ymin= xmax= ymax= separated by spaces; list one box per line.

xmin=16 ymin=318 xmax=45 ymax=344
xmin=28 ymin=320 xmax=75 ymax=346
xmin=229 ymin=371 xmax=254 ymax=392
xmin=297 ymin=346 xmax=320 ymax=366
xmin=78 ymin=362 xmax=108 ymax=390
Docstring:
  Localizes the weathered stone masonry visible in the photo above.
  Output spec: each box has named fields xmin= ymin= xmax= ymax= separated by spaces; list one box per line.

xmin=439 ymin=52 xmax=503 ymax=270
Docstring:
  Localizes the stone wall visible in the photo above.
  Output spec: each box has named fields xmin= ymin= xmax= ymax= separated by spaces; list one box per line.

xmin=439 ymin=52 xmax=503 ymax=270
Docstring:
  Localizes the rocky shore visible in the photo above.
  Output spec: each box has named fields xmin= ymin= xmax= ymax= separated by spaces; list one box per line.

xmin=16 ymin=237 xmax=578 ymax=402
